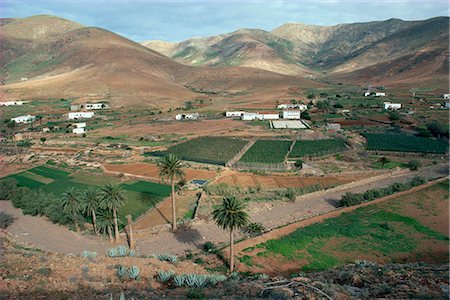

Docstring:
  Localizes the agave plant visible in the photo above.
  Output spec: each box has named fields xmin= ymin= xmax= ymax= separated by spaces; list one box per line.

xmin=107 ymin=248 xmax=118 ymax=257
xmin=127 ymin=266 xmax=140 ymax=280
xmin=194 ymin=274 xmax=208 ymax=288
xmin=173 ymin=274 xmax=186 ymax=287
xmin=208 ymin=274 xmax=227 ymax=285
xmin=117 ymin=245 xmax=128 ymax=257
xmin=119 ymin=291 xmax=125 ymax=300
xmin=184 ymin=273 xmax=198 ymax=287
xmin=156 ymin=253 xmax=178 ymax=263
xmin=157 ymin=270 xmax=175 ymax=283
xmin=81 ymin=250 xmax=97 ymax=258
xmin=117 ymin=265 xmax=127 ymax=279
xmin=128 ymin=249 xmax=136 ymax=257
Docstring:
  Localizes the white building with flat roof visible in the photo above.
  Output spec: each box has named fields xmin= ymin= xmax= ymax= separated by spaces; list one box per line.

xmin=225 ymin=111 xmax=245 ymax=117
xmin=375 ymin=92 xmax=386 ymax=97
xmin=277 ymin=104 xmax=307 ymax=111
xmin=282 ymin=110 xmax=301 ymax=119
xmin=242 ymin=112 xmax=263 ymax=121
xmin=260 ymin=112 xmax=280 ymax=120
xmin=384 ymin=102 xmax=402 ymax=110
xmin=72 ymin=127 xmax=86 ymax=134
xmin=175 ymin=113 xmax=200 ymax=120
xmin=0 ymin=101 xmax=26 ymax=106
xmin=85 ymin=103 xmax=109 ymax=110
xmin=73 ymin=122 xmax=86 ymax=128
xmin=11 ymin=115 xmax=36 ymax=124
xmin=443 ymin=94 xmax=450 ymax=99
xmin=68 ymin=112 xmax=94 ymax=120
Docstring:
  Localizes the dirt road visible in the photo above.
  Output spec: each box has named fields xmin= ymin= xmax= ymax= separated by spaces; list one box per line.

xmin=1 ymin=163 xmax=447 ymax=256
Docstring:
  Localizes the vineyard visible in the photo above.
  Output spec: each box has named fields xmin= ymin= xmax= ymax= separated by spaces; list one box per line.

xmin=364 ymin=133 xmax=448 ymax=153
xmin=146 ymin=136 xmax=248 ymax=165
xmin=288 ymin=139 xmax=348 ymax=158
xmin=7 ymin=166 xmax=172 ymax=224
xmin=239 ymin=140 xmax=292 ymax=164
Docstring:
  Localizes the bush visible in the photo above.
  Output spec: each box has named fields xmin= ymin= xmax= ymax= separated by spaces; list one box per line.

xmin=0 ymin=212 xmax=15 ymax=229
xmin=407 ymin=160 xmax=421 ymax=171
xmin=202 ymin=241 xmax=216 ymax=253
xmin=243 ymin=222 xmax=265 ymax=236
xmin=285 ymin=188 xmax=297 ymax=201
xmin=294 ymin=159 xmax=304 ymax=169
xmin=0 ymin=178 xmax=17 ymax=200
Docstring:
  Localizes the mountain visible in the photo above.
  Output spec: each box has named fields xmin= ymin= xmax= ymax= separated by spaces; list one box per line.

xmin=0 ymin=15 xmax=319 ymax=108
xmin=143 ymin=17 xmax=449 ymax=84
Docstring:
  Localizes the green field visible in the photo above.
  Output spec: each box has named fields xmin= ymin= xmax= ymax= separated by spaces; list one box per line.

xmin=7 ymin=166 xmax=171 ymax=224
xmin=239 ymin=140 xmax=292 ymax=164
xmin=364 ymin=133 xmax=448 ymax=153
xmin=243 ymin=181 xmax=449 ymax=273
xmin=146 ymin=136 xmax=248 ymax=165
xmin=288 ymin=139 xmax=347 ymax=158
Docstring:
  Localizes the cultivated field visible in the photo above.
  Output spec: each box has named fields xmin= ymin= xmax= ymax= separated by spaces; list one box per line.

xmin=239 ymin=140 xmax=292 ymax=164
xmin=237 ymin=180 xmax=449 ymax=275
xmin=288 ymin=139 xmax=348 ymax=158
xmin=148 ymin=136 xmax=248 ymax=165
xmin=364 ymin=133 xmax=448 ymax=153
xmin=103 ymin=163 xmax=218 ymax=182
xmin=7 ymin=166 xmax=171 ymax=224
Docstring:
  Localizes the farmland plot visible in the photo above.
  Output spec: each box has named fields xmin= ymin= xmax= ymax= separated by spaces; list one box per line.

xmin=364 ymin=133 xmax=448 ymax=153
xmin=146 ymin=136 xmax=248 ymax=165
xmin=288 ymin=139 xmax=347 ymax=158
xmin=239 ymin=140 xmax=292 ymax=164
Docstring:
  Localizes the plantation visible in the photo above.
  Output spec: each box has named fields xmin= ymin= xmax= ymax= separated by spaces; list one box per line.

xmin=241 ymin=180 xmax=449 ymax=273
xmin=239 ymin=140 xmax=292 ymax=164
xmin=146 ymin=136 xmax=248 ymax=165
xmin=288 ymin=139 xmax=347 ymax=158
xmin=364 ymin=133 xmax=448 ymax=153
xmin=6 ymin=166 xmax=171 ymax=223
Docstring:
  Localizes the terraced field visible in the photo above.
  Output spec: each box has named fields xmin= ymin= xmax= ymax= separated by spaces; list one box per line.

xmin=239 ymin=140 xmax=292 ymax=164
xmin=288 ymin=139 xmax=347 ymax=158
xmin=146 ymin=136 xmax=248 ymax=165
xmin=364 ymin=133 xmax=448 ymax=153
xmin=6 ymin=166 xmax=171 ymax=224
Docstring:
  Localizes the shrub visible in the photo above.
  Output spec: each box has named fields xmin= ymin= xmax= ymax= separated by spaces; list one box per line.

xmin=243 ymin=222 xmax=265 ymax=236
xmin=202 ymin=241 xmax=216 ymax=253
xmin=407 ymin=160 xmax=421 ymax=171
xmin=285 ymin=188 xmax=297 ymax=201
xmin=0 ymin=212 xmax=15 ymax=229
xmin=127 ymin=266 xmax=140 ymax=280
xmin=37 ymin=267 xmax=51 ymax=277
xmin=294 ymin=159 xmax=304 ymax=169
xmin=157 ymin=270 xmax=175 ymax=283
xmin=0 ymin=178 xmax=17 ymax=200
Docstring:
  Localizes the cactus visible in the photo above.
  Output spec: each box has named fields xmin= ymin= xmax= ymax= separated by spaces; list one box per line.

xmin=117 ymin=246 xmax=128 ymax=257
xmin=107 ymin=248 xmax=118 ymax=257
xmin=127 ymin=266 xmax=140 ymax=280
xmin=173 ymin=274 xmax=186 ymax=287
xmin=117 ymin=265 xmax=127 ymax=279
xmin=157 ymin=270 xmax=175 ymax=283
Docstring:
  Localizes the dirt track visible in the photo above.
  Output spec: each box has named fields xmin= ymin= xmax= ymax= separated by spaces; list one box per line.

xmin=1 ymin=163 xmax=447 ymax=256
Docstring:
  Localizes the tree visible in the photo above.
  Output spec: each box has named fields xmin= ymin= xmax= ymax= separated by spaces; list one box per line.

xmin=82 ymin=187 xmax=101 ymax=234
xmin=97 ymin=210 xmax=115 ymax=243
xmin=100 ymin=184 xmax=125 ymax=242
xmin=40 ymin=137 xmax=46 ymax=144
xmin=317 ymin=100 xmax=331 ymax=114
xmin=184 ymin=101 xmax=193 ymax=110
xmin=379 ymin=157 xmax=390 ymax=169
xmin=307 ymin=93 xmax=316 ymax=100
xmin=294 ymin=159 xmax=304 ymax=169
xmin=5 ymin=120 xmax=18 ymax=154
xmin=61 ymin=187 xmax=82 ymax=232
xmin=388 ymin=111 xmax=400 ymax=121
xmin=407 ymin=160 xmax=421 ymax=171
xmin=301 ymin=111 xmax=311 ymax=120
xmin=158 ymin=154 xmax=185 ymax=230
xmin=36 ymin=115 xmax=43 ymax=131
xmin=212 ymin=196 xmax=249 ymax=272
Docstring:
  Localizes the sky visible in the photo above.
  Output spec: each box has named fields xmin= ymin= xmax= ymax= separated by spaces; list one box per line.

xmin=2 ymin=0 xmax=448 ymax=42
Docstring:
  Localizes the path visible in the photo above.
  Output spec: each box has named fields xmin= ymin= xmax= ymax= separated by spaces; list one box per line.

xmin=1 ymin=163 xmax=447 ymax=255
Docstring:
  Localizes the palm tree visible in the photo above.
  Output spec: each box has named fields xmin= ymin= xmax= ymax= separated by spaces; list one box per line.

xmin=212 ymin=196 xmax=249 ymax=272
xmin=61 ymin=187 xmax=82 ymax=232
xmin=97 ymin=210 xmax=115 ymax=243
xmin=100 ymin=184 xmax=125 ymax=243
xmin=82 ymin=187 xmax=101 ymax=234
xmin=158 ymin=154 xmax=185 ymax=230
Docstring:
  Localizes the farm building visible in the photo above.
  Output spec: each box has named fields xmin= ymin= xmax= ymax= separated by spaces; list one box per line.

xmin=282 ymin=110 xmax=301 ymax=119
xmin=326 ymin=123 xmax=341 ymax=131
xmin=70 ymin=104 xmax=82 ymax=111
xmin=225 ymin=111 xmax=245 ymax=117
xmin=444 ymin=102 xmax=450 ymax=109
xmin=42 ymin=127 xmax=50 ymax=133
xmin=375 ymin=92 xmax=386 ymax=97
xmin=260 ymin=112 xmax=280 ymax=120
xmin=443 ymin=94 xmax=450 ymax=99
xmin=271 ymin=120 xmax=309 ymax=129
xmin=20 ymin=77 xmax=28 ymax=81
xmin=11 ymin=115 xmax=36 ymax=124
xmin=85 ymin=103 xmax=109 ymax=110
xmin=277 ymin=104 xmax=307 ymax=111
xmin=242 ymin=112 xmax=263 ymax=121
xmin=68 ymin=112 xmax=95 ymax=120
xmin=364 ymin=91 xmax=371 ymax=96
xmin=0 ymin=101 xmax=26 ymax=106
xmin=175 ymin=113 xmax=200 ymax=120
xmin=73 ymin=122 xmax=86 ymax=128
xmin=384 ymin=102 xmax=402 ymax=110
xmin=72 ymin=127 xmax=86 ymax=134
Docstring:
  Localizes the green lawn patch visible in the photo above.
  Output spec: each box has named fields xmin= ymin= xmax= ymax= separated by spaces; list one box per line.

xmin=364 ymin=133 xmax=448 ymax=153
xmin=288 ymin=139 xmax=347 ymax=158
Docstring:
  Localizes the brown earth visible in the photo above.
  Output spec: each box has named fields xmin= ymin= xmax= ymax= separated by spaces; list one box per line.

xmin=103 ymin=163 xmax=217 ymax=182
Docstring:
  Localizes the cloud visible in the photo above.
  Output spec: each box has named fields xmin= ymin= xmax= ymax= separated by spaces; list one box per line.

xmin=2 ymin=0 xmax=448 ymax=41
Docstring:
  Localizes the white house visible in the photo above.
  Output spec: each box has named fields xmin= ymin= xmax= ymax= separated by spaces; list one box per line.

xmin=175 ymin=113 xmax=199 ymax=120
xmin=277 ymin=104 xmax=307 ymax=111
xmin=20 ymin=77 xmax=28 ymax=81
xmin=68 ymin=112 xmax=94 ymax=120
xmin=443 ymin=94 xmax=450 ymax=99
xmin=225 ymin=111 xmax=245 ymax=117
xmin=375 ymin=92 xmax=386 ymax=97
xmin=282 ymin=110 xmax=301 ymax=119
xmin=85 ymin=103 xmax=109 ymax=110
xmin=242 ymin=112 xmax=263 ymax=121
xmin=73 ymin=122 xmax=86 ymax=128
xmin=72 ymin=127 xmax=86 ymax=134
xmin=260 ymin=112 xmax=280 ymax=120
xmin=11 ymin=115 xmax=36 ymax=124
xmin=0 ymin=101 xmax=26 ymax=106
xmin=384 ymin=102 xmax=402 ymax=110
